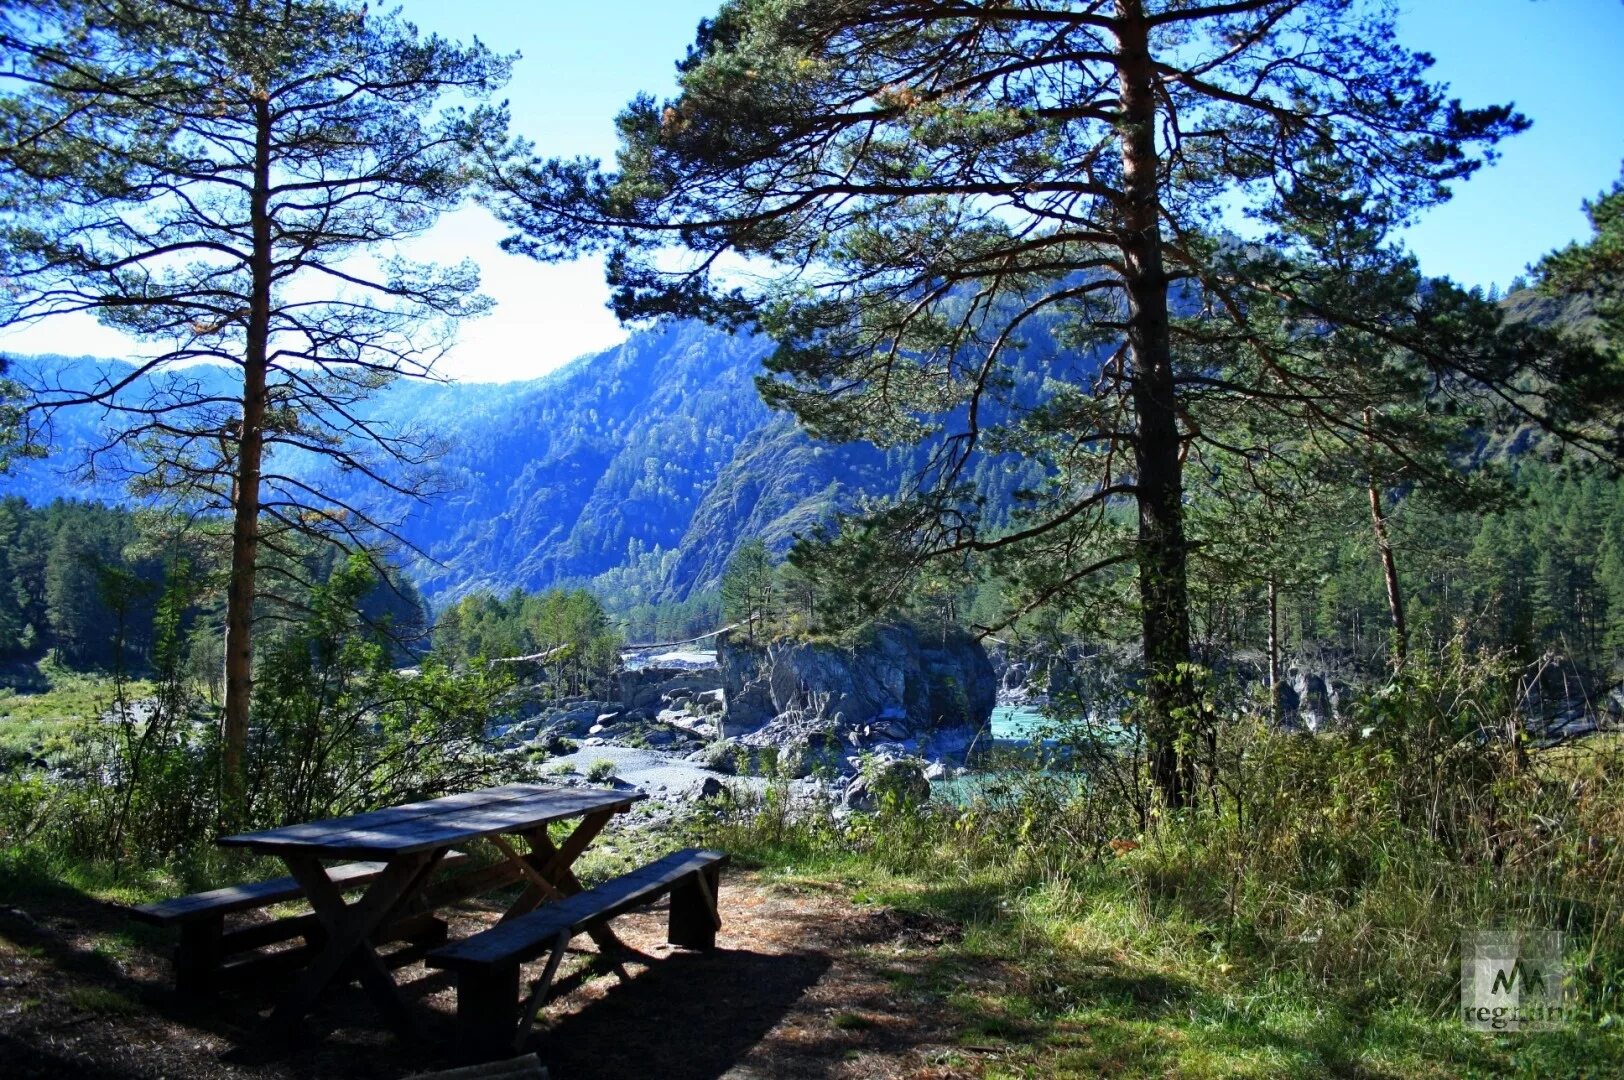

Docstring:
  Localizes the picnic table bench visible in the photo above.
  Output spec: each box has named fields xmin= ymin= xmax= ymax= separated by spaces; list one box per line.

xmin=130 ymin=853 xmax=468 ymax=994
xmin=129 ymin=783 xmax=729 ymax=1055
xmin=426 ymin=847 xmax=727 ymax=1055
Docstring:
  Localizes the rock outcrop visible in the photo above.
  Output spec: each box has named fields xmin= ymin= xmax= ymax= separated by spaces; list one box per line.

xmin=718 ymin=636 xmax=775 ymax=732
xmin=761 ymin=624 xmax=995 ymax=732
xmin=715 ymin=624 xmax=995 ymax=776
xmin=619 ymin=665 xmax=721 ymax=712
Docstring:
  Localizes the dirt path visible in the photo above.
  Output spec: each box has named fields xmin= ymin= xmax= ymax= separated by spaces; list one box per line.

xmin=0 ymin=873 xmax=979 ymax=1079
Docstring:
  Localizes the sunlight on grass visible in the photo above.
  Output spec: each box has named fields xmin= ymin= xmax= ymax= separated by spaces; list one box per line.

xmin=64 ymin=985 xmax=138 ymax=1016
xmin=0 ymin=662 xmax=155 ymax=760
xmin=690 ymin=747 xmax=1624 ymax=1080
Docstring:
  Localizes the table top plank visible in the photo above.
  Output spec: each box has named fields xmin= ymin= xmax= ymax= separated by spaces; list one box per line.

xmin=219 ymin=784 xmax=642 ymax=859
xmin=226 ymin=783 xmax=552 ymax=841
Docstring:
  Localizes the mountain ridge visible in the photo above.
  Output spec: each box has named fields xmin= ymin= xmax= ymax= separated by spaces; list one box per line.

xmin=0 ymin=322 xmax=907 ymax=607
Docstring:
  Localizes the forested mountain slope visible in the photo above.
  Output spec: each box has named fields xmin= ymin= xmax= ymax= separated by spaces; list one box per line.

xmin=1 ymin=319 xmax=1052 ymax=607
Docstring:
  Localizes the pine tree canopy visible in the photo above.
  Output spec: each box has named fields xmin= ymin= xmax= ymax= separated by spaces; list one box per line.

xmin=493 ymin=0 xmax=1624 ymax=804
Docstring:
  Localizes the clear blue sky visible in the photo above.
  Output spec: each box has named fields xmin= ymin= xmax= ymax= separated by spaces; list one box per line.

xmin=2 ymin=0 xmax=1619 ymax=381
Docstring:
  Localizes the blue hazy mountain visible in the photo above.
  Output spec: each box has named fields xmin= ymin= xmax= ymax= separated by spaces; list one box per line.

xmin=4 ymin=320 xmax=1056 ymax=605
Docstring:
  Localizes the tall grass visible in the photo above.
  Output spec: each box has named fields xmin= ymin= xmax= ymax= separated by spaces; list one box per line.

xmin=697 ymin=636 xmax=1624 ymax=1047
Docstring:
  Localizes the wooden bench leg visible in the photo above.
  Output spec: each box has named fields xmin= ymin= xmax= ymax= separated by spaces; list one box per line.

xmin=457 ymin=965 xmax=520 ymax=1060
xmin=174 ymin=913 xmax=224 ymax=996
xmin=513 ymin=930 xmax=572 ymax=1052
xmin=668 ymin=865 xmax=722 ymax=950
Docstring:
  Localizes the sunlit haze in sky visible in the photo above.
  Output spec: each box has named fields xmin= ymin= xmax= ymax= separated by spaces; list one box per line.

xmin=1 ymin=0 xmax=1620 ymax=382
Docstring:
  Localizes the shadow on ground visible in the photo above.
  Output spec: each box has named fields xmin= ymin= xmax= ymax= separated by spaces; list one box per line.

xmin=533 ymin=947 xmax=832 ymax=1080
xmin=1 ymin=877 xmax=972 ymax=1079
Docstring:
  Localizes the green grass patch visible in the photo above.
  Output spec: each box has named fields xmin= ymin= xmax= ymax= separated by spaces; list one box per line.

xmin=0 ymin=660 xmax=155 ymax=760
xmin=0 ymin=843 xmax=287 ymax=910
xmin=63 ymin=985 xmax=139 ymax=1016
xmin=681 ymin=750 xmax=1624 ymax=1080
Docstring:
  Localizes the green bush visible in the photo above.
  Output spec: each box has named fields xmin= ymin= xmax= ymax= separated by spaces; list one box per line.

xmin=244 ymin=555 xmax=520 ymax=826
xmin=0 ymin=772 xmax=52 ymax=848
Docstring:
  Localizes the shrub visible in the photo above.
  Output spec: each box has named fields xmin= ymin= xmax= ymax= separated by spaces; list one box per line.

xmin=243 ymin=556 xmax=520 ymax=827
xmin=0 ymin=772 xmax=52 ymax=848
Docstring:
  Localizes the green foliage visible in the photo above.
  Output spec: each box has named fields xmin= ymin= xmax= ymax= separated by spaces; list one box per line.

xmin=614 ymin=588 xmax=724 ymax=644
xmin=246 ymin=555 xmax=517 ymax=827
xmin=1538 ymin=169 xmax=1624 ymax=351
xmin=433 ymin=585 xmax=620 ymax=696
xmin=0 ymin=355 xmax=35 ymax=473
xmin=720 ymin=537 xmax=774 ymax=642
xmin=0 ymin=772 xmax=52 ymax=849
xmin=1244 ymin=462 xmax=1624 ymax=673
xmin=0 ymin=496 xmax=431 ymax=675
xmin=4 ymin=546 xmax=516 ymax=870
xmin=20 ymin=554 xmax=220 ymax=866
xmin=584 ymin=758 xmax=617 ymax=783
xmin=0 ymin=498 xmax=164 ymax=666
xmin=694 ymin=640 xmax=1624 ymax=1075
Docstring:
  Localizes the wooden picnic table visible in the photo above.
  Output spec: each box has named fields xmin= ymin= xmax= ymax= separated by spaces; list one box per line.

xmin=218 ymin=782 xmax=644 ymax=1033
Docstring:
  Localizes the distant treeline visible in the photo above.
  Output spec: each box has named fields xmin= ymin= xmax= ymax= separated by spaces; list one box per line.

xmin=16 ymin=456 xmax=1624 ymax=685
xmin=0 ymin=498 xmax=428 ymax=673
xmin=1158 ymin=458 xmax=1624 ymax=675
xmin=708 ymin=458 xmax=1624 ymax=680
xmin=0 ymin=498 xmax=169 ymax=667
xmin=1297 ymin=461 xmax=1624 ymax=671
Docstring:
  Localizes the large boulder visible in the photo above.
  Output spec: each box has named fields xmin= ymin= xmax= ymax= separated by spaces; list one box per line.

xmin=534 ymin=699 xmax=621 ymax=739
xmin=763 ymin=623 xmax=996 ymax=735
xmin=619 ymin=666 xmax=722 ymax=711
xmin=718 ymin=636 xmax=776 ymax=732
xmin=1292 ymin=670 xmax=1332 ymax=731
xmin=843 ymin=756 xmax=931 ymax=812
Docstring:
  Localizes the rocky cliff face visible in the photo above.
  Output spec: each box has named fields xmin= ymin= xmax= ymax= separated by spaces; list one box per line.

xmin=717 ymin=624 xmax=996 ymax=775
xmin=765 ymin=625 xmax=995 ymax=731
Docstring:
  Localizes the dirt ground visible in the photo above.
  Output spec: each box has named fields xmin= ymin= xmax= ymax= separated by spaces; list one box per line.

xmin=0 ymin=872 xmax=986 ymax=1079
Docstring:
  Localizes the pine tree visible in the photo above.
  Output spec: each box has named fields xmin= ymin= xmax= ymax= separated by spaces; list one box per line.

xmin=0 ymin=0 xmax=510 ymax=812
xmin=720 ymin=538 xmax=775 ymax=644
xmin=0 ymin=358 xmax=30 ymax=473
xmin=491 ymin=0 xmax=1618 ymax=806
xmin=1538 ymin=169 xmax=1624 ymax=349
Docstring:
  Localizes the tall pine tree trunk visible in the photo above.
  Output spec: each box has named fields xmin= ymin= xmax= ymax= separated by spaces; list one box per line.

xmin=1117 ymin=1 xmax=1197 ymax=809
xmin=1363 ymin=409 xmax=1408 ymax=668
xmin=221 ymin=96 xmax=273 ymax=822
xmin=1368 ymin=480 xmax=1407 ymax=667
xmin=1267 ymin=580 xmax=1280 ymax=723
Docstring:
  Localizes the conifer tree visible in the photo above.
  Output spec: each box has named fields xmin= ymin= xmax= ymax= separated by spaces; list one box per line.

xmin=721 ymin=538 xmax=775 ymax=643
xmin=494 ymin=0 xmax=1621 ymax=805
xmin=0 ymin=358 xmax=27 ymax=473
xmin=0 ymin=0 xmax=510 ymax=812
xmin=1538 ymin=170 xmax=1624 ymax=348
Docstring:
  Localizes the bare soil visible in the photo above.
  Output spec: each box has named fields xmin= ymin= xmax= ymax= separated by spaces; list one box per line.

xmin=0 ymin=873 xmax=984 ymax=1080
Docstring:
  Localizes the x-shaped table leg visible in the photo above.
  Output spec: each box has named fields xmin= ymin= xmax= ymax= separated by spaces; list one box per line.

xmin=269 ymin=852 xmax=436 ymax=1035
xmin=495 ymin=810 xmax=630 ymax=966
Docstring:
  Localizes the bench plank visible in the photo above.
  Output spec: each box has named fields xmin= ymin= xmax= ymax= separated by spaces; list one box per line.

xmin=427 ymin=849 xmax=727 ymax=973
xmin=130 ymin=860 xmax=390 ymax=924
xmin=131 ymin=850 xmax=472 ymax=926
